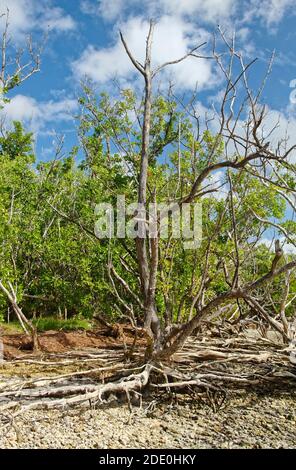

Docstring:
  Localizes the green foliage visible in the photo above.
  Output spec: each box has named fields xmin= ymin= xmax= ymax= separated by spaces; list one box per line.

xmin=0 ymin=84 xmax=294 ymax=329
xmin=0 ymin=122 xmax=35 ymax=161
xmin=33 ymin=316 xmax=92 ymax=332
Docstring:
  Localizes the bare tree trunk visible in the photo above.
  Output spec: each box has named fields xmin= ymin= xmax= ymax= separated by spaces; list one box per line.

xmin=121 ymin=22 xmax=161 ymax=342
xmin=0 ymin=280 xmax=40 ymax=351
xmin=279 ymin=271 xmax=291 ymax=336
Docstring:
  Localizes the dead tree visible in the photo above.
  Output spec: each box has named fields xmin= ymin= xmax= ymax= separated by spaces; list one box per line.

xmin=120 ymin=22 xmax=207 ymax=343
xmin=118 ymin=22 xmax=296 ymax=360
xmin=11 ymin=22 xmax=295 ymax=412
xmin=0 ymin=280 xmax=40 ymax=350
xmin=0 ymin=8 xmax=41 ymax=97
xmin=46 ymin=23 xmax=295 ymax=370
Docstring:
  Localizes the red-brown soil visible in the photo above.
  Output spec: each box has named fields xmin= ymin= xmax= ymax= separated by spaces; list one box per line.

xmin=1 ymin=325 xmax=145 ymax=359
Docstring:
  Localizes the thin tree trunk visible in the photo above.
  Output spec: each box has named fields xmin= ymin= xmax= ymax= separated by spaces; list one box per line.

xmin=0 ymin=280 xmax=40 ymax=351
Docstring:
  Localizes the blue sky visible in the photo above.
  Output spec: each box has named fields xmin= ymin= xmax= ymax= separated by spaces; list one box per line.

xmin=1 ymin=0 xmax=296 ymax=161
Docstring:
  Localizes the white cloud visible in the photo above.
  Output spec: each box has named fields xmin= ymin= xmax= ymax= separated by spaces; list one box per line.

xmin=149 ymin=0 xmax=236 ymax=23
xmin=260 ymin=237 xmax=296 ymax=254
xmin=73 ymin=44 xmax=131 ymax=84
xmin=1 ymin=95 xmax=37 ymax=122
xmin=75 ymin=0 xmax=296 ymax=95
xmin=80 ymin=0 xmax=296 ymax=29
xmin=203 ymin=170 xmax=228 ymax=200
xmin=207 ymin=101 xmax=296 ymax=162
xmin=254 ymin=106 xmax=296 ymax=161
xmin=80 ymin=0 xmax=236 ymax=23
xmin=72 ymin=16 xmax=215 ymax=91
xmin=284 ymin=242 xmax=296 ymax=255
xmin=39 ymin=7 xmax=76 ymax=32
xmin=1 ymin=94 xmax=78 ymax=132
xmin=76 ymin=0 xmax=296 ymax=99
xmin=80 ymin=0 xmax=127 ymax=20
xmin=245 ymin=0 xmax=296 ymax=27
xmin=0 ymin=0 xmax=76 ymax=39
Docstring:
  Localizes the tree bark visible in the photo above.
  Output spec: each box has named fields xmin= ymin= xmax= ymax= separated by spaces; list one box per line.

xmin=0 ymin=280 xmax=40 ymax=351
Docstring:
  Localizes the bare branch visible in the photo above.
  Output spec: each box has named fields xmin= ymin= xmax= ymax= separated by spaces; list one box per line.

xmin=152 ymin=42 xmax=207 ymax=77
xmin=119 ymin=32 xmax=145 ymax=76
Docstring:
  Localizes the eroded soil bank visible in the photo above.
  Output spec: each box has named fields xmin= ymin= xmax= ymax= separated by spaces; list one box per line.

xmin=1 ymin=325 xmax=143 ymax=359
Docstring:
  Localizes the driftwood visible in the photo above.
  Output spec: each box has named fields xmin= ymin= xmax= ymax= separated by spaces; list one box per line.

xmin=0 ymin=332 xmax=296 ymax=421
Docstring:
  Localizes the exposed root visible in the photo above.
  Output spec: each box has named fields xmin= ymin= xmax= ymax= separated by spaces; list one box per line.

xmin=1 ymin=333 xmax=296 ymax=422
xmin=0 ymin=363 xmax=152 ymax=421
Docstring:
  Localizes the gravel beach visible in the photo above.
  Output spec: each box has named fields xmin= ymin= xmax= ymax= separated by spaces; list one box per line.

xmin=1 ymin=393 xmax=295 ymax=449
